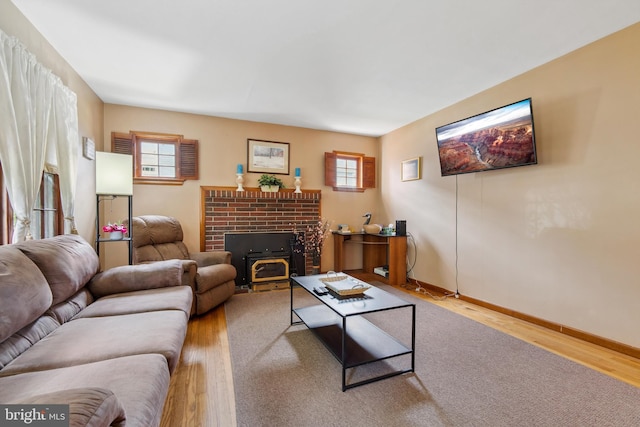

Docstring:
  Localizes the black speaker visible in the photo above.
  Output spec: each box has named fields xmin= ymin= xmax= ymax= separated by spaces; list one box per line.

xmin=395 ymin=220 xmax=406 ymax=236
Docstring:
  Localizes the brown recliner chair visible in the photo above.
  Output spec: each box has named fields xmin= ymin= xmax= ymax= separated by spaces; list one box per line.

xmin=128 ymin=215 xmax=236 ymax=316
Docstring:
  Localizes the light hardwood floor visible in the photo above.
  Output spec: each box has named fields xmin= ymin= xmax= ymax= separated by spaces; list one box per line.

xmin=160 ymin=276 xmax=640 ymax=427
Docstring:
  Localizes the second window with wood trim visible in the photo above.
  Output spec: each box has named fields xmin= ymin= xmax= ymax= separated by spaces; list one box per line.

xmin=324 ymin=151 xmax=375 ymax=192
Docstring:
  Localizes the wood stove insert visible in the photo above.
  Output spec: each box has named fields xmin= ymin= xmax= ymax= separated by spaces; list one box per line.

xmin=224 ymin=231 xmax=305 ymax=290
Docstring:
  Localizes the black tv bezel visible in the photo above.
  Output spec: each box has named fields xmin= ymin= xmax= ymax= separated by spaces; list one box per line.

xmin=435 ymin=97 xmax=538 ymax=177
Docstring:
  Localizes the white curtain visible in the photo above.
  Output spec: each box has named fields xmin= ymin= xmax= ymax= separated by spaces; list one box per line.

xmin=0 ymin=30 xmax=79 ymax=241
xmin=54 ymin=83 xmax=79 ymax=234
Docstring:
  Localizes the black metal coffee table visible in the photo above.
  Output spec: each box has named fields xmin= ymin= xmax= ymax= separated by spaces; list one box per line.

xmin=290 ymin=273 xmax=415 ymax=391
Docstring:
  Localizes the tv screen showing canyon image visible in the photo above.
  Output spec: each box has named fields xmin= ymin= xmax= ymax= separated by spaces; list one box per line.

xmin=435 ymin=98 xmax=537 ymax=176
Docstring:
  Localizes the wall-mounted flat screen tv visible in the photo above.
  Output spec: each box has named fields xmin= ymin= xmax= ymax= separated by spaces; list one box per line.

xmin=435 ymin=98 xmax=537 ymax=176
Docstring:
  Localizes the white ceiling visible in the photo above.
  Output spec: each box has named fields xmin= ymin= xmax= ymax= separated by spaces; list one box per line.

xmin=11 ymin=0 xmax=640 ymax=137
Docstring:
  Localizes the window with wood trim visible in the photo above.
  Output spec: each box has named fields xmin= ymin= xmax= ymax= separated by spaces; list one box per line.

xmin=0 ymin=164 xmax=62 ymax=244
xmin=324 ymin=151 xmax=375 ymax=192
xmin=111 ymin=131 xmax=199 ymax=185
xmin=31 ymin=172 xmax=63 ymax=240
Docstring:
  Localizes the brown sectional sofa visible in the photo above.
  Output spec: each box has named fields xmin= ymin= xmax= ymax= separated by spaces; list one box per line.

xmin=0 ymin=235 xmax=192 ymax=426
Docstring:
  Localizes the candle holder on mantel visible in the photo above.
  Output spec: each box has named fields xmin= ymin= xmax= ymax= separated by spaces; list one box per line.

xmin=294 ymin=176 xmax=302 ymax=193
xmin=236 ymin=173 xmax=245 ymax=192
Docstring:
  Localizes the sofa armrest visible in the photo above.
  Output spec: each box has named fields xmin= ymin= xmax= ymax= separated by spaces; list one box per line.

xmin=137 ymin=259 xmax=196 ymax=287
xmin=88 ymin=259 xmax=183 ymax=298
xmin=180 ymin=259 xmax=197 ymax=287
xmin=190 ymin=250 xmax=231 ymax=267
xmin=11 ymin=387 xmax=126 ymax=427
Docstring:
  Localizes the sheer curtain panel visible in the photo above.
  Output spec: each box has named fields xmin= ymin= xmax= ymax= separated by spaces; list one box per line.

xmin=54 ymin=83 xmax=79 ymax=234
xmin=0 ymin=30 xmax=79 ymax=241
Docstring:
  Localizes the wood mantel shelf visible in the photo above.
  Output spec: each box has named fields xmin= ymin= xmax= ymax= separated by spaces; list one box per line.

xmin=201 ymin=185 xmax=320 ymax=196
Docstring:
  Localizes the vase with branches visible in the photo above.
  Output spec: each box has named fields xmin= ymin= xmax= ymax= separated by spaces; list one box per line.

xmin=293 ymin=218 xmax=332 ymax=274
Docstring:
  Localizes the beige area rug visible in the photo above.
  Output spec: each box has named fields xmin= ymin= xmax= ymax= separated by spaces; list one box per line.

xmin=225 ymin=283 xmax=640 ymax=427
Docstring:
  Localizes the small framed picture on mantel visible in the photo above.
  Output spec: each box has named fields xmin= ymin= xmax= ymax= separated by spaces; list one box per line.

xmin=247 ymin=139 xmax=290 ymax=175
xmin=401 ymin=157 xmax=421 ymax=181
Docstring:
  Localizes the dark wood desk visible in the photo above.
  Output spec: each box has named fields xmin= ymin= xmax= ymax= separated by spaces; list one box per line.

xmin=332 ymin=232 xmax=407 ymax=286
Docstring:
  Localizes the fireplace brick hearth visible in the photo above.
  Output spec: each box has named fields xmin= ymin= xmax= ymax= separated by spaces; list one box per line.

xmin=200 ymin=187 xmax=322 ymax=274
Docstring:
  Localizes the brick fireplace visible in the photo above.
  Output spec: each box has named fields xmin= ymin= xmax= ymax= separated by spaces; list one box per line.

xmin=200 ymin=187 xmax=322 ymax=280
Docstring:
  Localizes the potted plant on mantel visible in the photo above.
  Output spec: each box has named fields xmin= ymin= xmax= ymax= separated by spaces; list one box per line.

xmin=258 ymin=174 xmax=285 ymax=192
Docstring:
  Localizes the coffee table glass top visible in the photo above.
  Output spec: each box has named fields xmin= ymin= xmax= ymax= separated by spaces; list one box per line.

xmin=291 ymin=273 xmax=412 ymax=317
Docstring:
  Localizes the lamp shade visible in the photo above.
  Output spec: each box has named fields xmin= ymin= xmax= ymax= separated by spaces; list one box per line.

xmin=96 ymin=152 xmax=133 ymax=195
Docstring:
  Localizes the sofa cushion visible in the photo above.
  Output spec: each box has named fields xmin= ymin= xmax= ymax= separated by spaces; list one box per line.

xmin=0 ymin=354 xmax=170 ymax=427
xmin=46 ymin=288 xmax=94 ymax=325
xmin=0 ymin=316 xmax=59 ymax=370
xmin=0 ymin=311 xmax=188 ymax=377
xmin=74 ymin=286 xmax=193 ymax=319
xmin=14 ymin=235 xmax=100 ymax=305
xmin=0 ymin=246 xmax=52 ymax=343
xmin=13 ymin=387 xmax=126 ymax=427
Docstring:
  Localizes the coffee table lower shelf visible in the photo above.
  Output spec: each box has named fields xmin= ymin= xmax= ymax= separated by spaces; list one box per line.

xmin=293 ymin=304 xmax=413 ymax=390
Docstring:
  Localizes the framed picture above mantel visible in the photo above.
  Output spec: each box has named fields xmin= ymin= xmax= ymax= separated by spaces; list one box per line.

xmin=247 ymin=139 xmax=290 ymax=175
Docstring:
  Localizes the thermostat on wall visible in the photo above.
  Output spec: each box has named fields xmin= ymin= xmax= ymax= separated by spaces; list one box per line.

xmin=83 ymin=137 xmax=95 ymax=160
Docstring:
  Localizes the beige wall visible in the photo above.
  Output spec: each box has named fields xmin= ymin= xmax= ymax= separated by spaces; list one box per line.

xmin=380 ymin=22 xmax=640 ymax=348
xmin=0 ymin=1 xmax=104 ymax=245
xmin=103 ymin=106 xmax=380 ymax=268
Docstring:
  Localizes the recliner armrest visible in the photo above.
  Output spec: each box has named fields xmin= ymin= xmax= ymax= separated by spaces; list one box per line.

xmin=195 ymin=263 xmax=237 ymax=291
xmin=88 ymin=259 xmax=184 ymax=298
xmin=190 ymin=251 xmax=231 ymax=267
